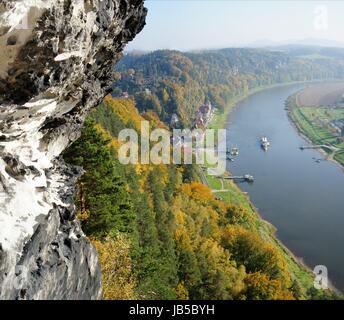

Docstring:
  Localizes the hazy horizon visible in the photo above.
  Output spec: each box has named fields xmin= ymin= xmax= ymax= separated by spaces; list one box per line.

xmin=127 ymin=0 xmax=344 ymax=52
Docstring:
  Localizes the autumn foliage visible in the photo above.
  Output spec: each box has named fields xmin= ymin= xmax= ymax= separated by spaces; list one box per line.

xmin=65 ymin=96 xmax=311 ymax=300
xmin=92 ymin=235 xmax=137 ymax=300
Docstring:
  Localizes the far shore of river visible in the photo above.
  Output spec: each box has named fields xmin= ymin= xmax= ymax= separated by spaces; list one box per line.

xmin=287 ymin=85 xmax=344 ymax=174
xmin=211 ymin=80 xmax=344 ymax=295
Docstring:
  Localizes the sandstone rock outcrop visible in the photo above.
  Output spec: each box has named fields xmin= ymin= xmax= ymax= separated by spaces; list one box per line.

xmin=0 ymin=0 xmax=146 ymax=299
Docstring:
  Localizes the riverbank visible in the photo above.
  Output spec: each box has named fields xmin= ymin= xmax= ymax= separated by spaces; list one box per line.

xmin=287 ymin=89 xmax=344 ymax=171
xmin=210 ymin=79 xmax=344 ymax=130
xmin=205 ymin=81 xmax=342 ymax=299
xmin=209 ymin=80 xmax=325 ymax=131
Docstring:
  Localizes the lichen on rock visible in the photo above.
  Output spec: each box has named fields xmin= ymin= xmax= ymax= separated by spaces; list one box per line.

xmin=0 ymin=0 xmax=146 ymax=300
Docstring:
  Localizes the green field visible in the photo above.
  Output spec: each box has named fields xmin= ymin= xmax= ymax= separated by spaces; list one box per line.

xmin=291 ymin=107 xmax=337 ymax=145
xmin=335 ymin=152 xmax=344 ymax=165
xmin=290 ymin=101 xmax=344 ymax=166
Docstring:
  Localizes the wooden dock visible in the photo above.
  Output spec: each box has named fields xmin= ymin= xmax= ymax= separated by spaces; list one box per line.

xmin=217 ymin=174 xmax=254 ymax=182
xmin=300 ymin=145 xmax=339 ymax=152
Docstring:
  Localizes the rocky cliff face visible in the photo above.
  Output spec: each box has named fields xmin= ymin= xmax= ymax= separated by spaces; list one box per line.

xmin=0 ymin=0 xmax=146 ymax=300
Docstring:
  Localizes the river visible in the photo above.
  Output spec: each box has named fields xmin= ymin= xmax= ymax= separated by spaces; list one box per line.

xmin=226 ymin=83 xmax=344 ymax=292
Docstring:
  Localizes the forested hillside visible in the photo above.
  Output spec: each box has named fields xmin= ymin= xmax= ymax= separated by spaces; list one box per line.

xmin=62 ymin=47 xmax=344 ymax=300
xmin=64 ymin=96 xmax=339 ymax=300
xmin=113 ymin=48 xmax=344 ymax=125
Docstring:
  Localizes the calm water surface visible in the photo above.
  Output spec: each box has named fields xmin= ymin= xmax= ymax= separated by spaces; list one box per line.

xmin=226 ymin=84 xmax=344 ymax=291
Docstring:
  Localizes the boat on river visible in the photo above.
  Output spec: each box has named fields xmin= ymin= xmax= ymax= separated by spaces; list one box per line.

xmin=260 ymin=137 xmax=270 ymax=151
xmin=230 ymin=147 xmax=239 ymax=156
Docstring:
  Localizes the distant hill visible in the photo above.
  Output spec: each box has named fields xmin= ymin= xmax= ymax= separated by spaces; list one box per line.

xmin=114 ymin=48 xmax=344 ymax=126
xmin=244 ymin=38 xmax=344 ymax=49
xmin=267 ymin=45 xmax=344 ymax=60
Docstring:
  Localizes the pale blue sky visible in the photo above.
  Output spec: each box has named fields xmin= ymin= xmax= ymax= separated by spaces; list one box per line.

xmin=127 ymin=0 xmax=344 ymax=51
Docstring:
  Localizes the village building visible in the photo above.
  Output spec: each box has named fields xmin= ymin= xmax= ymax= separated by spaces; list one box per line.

xmin=193 ymin=101 xmax=213 ymax=129
xmin=330 ymin=119 xmax=344 ymax=136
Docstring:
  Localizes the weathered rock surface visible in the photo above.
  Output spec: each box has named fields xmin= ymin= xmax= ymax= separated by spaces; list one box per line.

xmin=0 ymin=0 xmax=146 ymax=300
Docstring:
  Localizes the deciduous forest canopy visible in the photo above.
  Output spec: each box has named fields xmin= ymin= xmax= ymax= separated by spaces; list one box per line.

xmin=64 ymin=47 xmax=344 ymax=300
